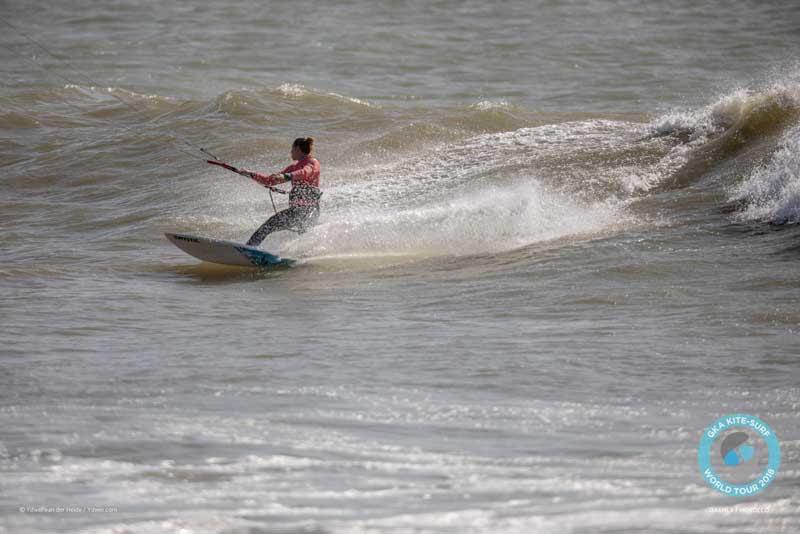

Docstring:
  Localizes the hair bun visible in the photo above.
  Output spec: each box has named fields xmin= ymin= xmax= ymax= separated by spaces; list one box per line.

xmin=293 ymin=137 xmax=314 ymax=155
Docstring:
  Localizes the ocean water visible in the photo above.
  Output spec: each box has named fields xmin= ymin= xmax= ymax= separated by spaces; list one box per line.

xmin=2 ymin=1 xmax=800 ymax=533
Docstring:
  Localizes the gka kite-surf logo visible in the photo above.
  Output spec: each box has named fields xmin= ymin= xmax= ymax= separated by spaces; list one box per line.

xmin=698 ymin=413 xmax=780 ymax=497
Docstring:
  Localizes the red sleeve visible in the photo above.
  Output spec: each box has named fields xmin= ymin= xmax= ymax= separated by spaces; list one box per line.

xmin=247 ymin=171 xmax=287 ymax=187
xmin=288 ymin=161 xmax=316 ymax=181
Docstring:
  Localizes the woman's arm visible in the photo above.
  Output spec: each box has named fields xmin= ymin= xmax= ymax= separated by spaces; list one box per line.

xmin=207 ymin=160 xmax=288 ymax=187
xmin=247 ymin=170 xmax=289 ymax=187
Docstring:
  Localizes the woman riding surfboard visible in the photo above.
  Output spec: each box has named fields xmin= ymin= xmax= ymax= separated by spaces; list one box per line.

xmin=207 ymin=137 xmax=321 ymax=246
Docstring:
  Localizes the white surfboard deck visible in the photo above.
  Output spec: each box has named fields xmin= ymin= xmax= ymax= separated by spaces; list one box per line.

xmin=165 ymin=233 xmax=294 ymax=267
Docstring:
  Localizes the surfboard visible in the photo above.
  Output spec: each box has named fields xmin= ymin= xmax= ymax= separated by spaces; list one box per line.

xmin=165 ymin=233 xmax=294 ymax=267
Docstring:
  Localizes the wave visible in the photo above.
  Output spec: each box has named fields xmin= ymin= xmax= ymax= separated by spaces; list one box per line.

xmin=645 ymin=82 xmax=800 ymax=192
xmin=212 ymin=84 xmax=383 ymax=122
xmin=731 ymin=125 xmax=800 ymax=224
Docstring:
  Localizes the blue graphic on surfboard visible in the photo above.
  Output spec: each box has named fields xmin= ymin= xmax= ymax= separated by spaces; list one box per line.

xmin=165 ymin=233 xmax=294 ymax=267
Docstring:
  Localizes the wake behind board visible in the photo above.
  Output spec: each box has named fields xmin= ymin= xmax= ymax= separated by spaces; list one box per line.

xmin=165 ymin=233 xmax=294 ymax=267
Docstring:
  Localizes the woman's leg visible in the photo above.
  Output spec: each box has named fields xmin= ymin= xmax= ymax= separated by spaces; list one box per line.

xmin=246 ymin=205 xmax=320 ymax=245
xmin=294 ymin=205 xmax=320 ymax=233
xmin=246 ymin=209 xmax=294 ymax=246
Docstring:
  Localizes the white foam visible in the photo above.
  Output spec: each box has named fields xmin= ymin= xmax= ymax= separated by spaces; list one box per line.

xmin=275 ymin=82 xmax=308 ymax=97
xmin=648 ymin=83 xmax=800 ymax=142
xmin=325 ymin=502 xmax=786 ymax=534
xmin=732 ymin=125 xmax=800 ymax=224
xmin=274 ymin=83 xmax=379 ymax=107
xmin=282 ymin=180 xmax=627 ymax=259
xmin=646 ymin=84 xmax=800 ymax=198
xmin=470 ymin=100 xmax=511 ymax=111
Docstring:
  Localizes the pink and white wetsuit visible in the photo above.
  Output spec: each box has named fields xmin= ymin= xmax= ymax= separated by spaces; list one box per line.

xmin=247 ymin=155 xmax=321 ymax=207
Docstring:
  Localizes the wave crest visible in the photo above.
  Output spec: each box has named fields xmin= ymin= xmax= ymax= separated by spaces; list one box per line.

xmin=649 ymin=84 xmax=800 ymax=143
xmin=645 ymin=83 xmax=800 ymax=192
xmin=731 ymin=125 xmax=800 ymax=224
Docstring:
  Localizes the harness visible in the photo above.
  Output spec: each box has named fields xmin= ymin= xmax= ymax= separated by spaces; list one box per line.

xmin=289 ymin=183 xmax=323 ymax=206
